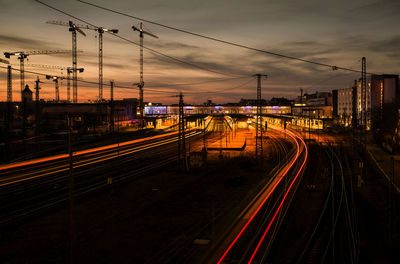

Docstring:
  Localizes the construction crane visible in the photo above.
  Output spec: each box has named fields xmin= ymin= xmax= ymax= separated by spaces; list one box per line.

xmin=25 ymin=64 xmax=84 ymax=102
xmin=4 ymin=50 xmax=71 ymax=101
xmin=46 ymin=20 xmax=118 ymax=102
xmin=131 ymin=22 xmax=159 ymax=128
xmin=46 ymin=20 xmax=86 ymax=103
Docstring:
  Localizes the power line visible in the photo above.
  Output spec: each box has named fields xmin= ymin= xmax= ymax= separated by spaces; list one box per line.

xmin=76 ymin=0 xmax=375 ymax=74
xmin=33 ymin=0 xmax=242 ymax=77
xmin=0 ymin=65 xmax=251 ymax=96
xmin=146 ymin=76 xmax=249 ymax=87
xmin=185 ymin=78 xmax=254 ymax=95
xmin=303 ymin=59 xmax=363 ymax=92
xmin=0 ymin=65 xmax=170 ymax=94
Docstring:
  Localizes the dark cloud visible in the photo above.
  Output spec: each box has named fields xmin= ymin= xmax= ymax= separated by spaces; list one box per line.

xmin=347 ymin=0 xmax=400 ymax=15
xmin=0 ymin=34 xmax=56 ymax=51
xmin=368 ymin=35 xmax=400 ymax=59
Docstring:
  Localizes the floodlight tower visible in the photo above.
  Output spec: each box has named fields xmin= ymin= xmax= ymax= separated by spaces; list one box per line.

xmin=4 ymin=50 xmax=71 ymax=101
xmin=131 ymin=22 xmax=159 ymax=128
xmin=46 ymin=20 xmax=118 ymax=101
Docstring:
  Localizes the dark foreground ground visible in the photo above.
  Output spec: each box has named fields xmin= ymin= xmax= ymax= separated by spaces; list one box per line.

xmin=0 ymin=151 xmax=280 ymax=263
xmin=267 ymin=133 xmax=400 ymax=264
xmin=0 ymin=131 xmax=398 ymax=264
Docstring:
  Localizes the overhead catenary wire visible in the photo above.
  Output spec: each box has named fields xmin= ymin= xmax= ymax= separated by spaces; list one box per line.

xmin=186 ymin=77 xmax=254 ymax=95
xmin=33 ymin=0 xmax=242 ymax=78
xmin=146 ymin=76 xmax=249 ymax=87
xmin=0 ymin=65 xmax=172 ymax=94
xmin=0 ymin=65 xmax=254 ymax=96
xmin=76 ymin=0 xmax=377 ymax=75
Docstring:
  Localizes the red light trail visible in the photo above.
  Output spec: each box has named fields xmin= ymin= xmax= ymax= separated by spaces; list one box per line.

xmin=217 ymin=128 xmax=304 ymax=264
xmin=247 ymin=130 xmax=308 ymax=263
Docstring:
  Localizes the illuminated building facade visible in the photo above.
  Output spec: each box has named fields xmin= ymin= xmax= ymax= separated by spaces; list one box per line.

xmin=336 ymin=81 xmax=358 ymax=127
xmin=370 ymin=74 xmax=399 ymax=119
xmin=335 ymin=74 xmax=399 ymax=129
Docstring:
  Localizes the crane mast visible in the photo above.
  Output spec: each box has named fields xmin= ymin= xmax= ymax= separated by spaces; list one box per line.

xmin=7 ymin=65 xmax=12 ymax=102
xmin=99 ymin=28 xmax=103 ymax=101
xmin=46 ymin=20 xmax=86 ymax=103
xmin=131 ymin=22 xmax=158 ymax=128
xmin=46 ymin=20 xmax=117 ymax=102
xmin=139 ymin=22 xmax=144 ymax=127
xmin=71 ymin=26 xmax=78 ymax=103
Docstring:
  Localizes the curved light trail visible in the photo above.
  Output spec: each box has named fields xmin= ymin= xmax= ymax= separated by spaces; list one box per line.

xmin=247 ymin=130 xmax=308 ymax=263
xmin=217 ymin=127 xmax=304 ymax=264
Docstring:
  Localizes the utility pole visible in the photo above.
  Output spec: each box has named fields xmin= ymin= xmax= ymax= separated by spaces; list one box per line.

xmin=22 ymin=84 xmax=29 ymax=160
xmin=67 ymin=67 xmax=72 ymax=102
xmin=361 ymin=57 xmax=367 ymax=179
xmin=110 ymin=80 xmax=115 ymax=133
xmin=203 ymin=118 xmax=207 ymax=151
xmin=7 ymin=65 xmax=12 ymax=102
xmin=362 ymin=57 xmax=367 ymax=145
xmin=255 ymin=74 xmax=267 ymax=160
xmin=131 ymin=22 xmax=159 ymax=129
xmin=98 ymin=28 xmax=103 ymax=101
xmin=71 ymin=22 xmax=78 ymax=103
xmin=178 ymin=93 xmax=188 ymax=171
xmin=6 ymin=65 xmax=12 ymax=162
xmin=18 ymin=54 xmax=26 ymax=101
xmin=35 ymin=77 xmax=42 ymax=136
xmin=67 ymin=114 xmax=75 ymax=264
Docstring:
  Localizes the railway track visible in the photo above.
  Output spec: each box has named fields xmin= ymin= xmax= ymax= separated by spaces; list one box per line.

xmin=294 ymin=141 xmax=359 ymax=264
xmin=0 ymin=130 xmax=203 ymax=227
xmin=142 ymin=128 xmax=296 ymax=264
xmin=190 ymin=128 xmax=309 ymax=264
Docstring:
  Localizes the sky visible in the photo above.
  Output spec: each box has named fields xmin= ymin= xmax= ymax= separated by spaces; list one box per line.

xmin=0 ymin=0 xmax=399 ymax=104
